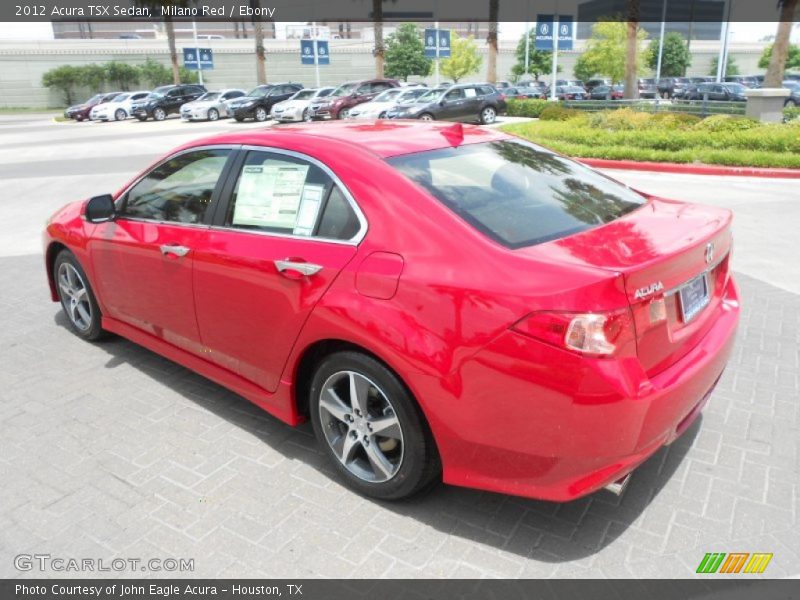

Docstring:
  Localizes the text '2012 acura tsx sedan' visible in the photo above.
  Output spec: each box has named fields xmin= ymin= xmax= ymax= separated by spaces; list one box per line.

xmin=43 ymin=121 xmax=740 ymax=502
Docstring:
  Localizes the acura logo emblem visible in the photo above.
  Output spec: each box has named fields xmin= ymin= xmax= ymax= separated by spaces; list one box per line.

xmin=705 ymin=242 xmax=715 ymax=264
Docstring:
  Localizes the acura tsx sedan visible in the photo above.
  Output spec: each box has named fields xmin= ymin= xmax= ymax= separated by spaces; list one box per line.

xmin=43 ymin=121 xmax=739 ymax=501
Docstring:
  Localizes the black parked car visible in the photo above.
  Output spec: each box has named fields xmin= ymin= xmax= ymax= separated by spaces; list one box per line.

xmin=386 ymin=83 xmax=506 ymax=125
xmin=589 ymin=84 xmax=624 ymax=100
xmin=132 ymin=85 xmax=207 ymax=121
xmin=227 ymin=83 xmax=304 ymax=122
xmin=783 ymin=81 xmax=800 ymax=107
xmin=686 ymin=82 xmax=748 ymax=102
xmin=585 ymin=78 xmax=612 ymax=92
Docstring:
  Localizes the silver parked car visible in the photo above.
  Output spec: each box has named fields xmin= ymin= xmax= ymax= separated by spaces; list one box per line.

xmin=270 ymin=87 xmax=334 ymax=122
xmin=180 ymin=89 xmax=247 ymax=121
xmin=348 ymin=87 xmax=430 ymax=119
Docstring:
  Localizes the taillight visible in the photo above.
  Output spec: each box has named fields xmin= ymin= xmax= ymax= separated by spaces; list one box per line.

xmin=512 ymin=308 xmax=636 ymax=358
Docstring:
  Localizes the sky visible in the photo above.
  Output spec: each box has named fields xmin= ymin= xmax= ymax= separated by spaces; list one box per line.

xmin=0 ymin=21 xmax=797 ymax=42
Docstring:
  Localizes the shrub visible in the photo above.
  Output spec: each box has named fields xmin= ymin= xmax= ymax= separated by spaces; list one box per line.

xmin=539 ymin=104 xmax=581 ymax=121
xmin=693 ymin=114 xmax=761 ymax=133
xmin=784 ymin=106 xmax=800 ymax=123
xmin=649 ymin=111 xmax=701 ymax=129
xmin=506 ymin=98 xmax=550 ymax=118
xmin=42 ymin=65 xmax=82 ymax=105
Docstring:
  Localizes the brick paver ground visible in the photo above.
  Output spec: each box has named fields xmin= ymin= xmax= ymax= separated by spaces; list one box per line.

xmin=1 ymin=252 xmax=797 ymax=578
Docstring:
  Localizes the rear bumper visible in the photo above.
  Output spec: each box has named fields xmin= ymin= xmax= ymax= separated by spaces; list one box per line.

xmin=425 ymin=277 xmax=740 ymax=502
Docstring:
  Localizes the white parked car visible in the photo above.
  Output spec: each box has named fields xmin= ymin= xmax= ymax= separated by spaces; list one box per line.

xmin=347 ymin=87 xmax=430 ymax=119
xmin=270 ymin=87 xmax=334 ymax=122
xmin=89 ymin=91 xmax=150 ymax=121
xmin=179 ymin=89 xmax=248 ymax=121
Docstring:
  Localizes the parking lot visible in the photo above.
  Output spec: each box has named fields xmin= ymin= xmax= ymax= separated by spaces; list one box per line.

xmin=1 ymin=112 xmax=798 ymax=578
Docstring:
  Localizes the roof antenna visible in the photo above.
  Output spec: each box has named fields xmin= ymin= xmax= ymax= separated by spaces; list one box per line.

xmin=440 ymin=122 xmax=464 ymax=147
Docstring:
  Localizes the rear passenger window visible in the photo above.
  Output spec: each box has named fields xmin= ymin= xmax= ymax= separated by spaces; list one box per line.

xmin=226 ymin=151 xmax=360 ymax=241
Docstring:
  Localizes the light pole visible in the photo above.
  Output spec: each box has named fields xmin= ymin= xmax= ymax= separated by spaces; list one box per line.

xmin=191 ymin=20 xmax=203 ymax=86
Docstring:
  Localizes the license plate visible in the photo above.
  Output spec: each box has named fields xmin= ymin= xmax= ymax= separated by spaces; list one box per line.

xmin=678 ymin=273 xmax=710 ymax=322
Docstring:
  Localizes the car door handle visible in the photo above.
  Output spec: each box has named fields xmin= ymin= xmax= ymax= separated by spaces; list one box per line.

xmin=274 ymin=259 xmax=322 ymax=277
xmin=160 ymin=244 xmax=190 ymax=258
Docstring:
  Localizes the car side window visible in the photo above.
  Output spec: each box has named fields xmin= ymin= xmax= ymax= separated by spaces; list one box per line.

xmin=445 ymin=89 xmax=464 ymax=101
xmin=356 ymin=84 xmax=372 ymax=95
xmin=225 ymin=150 xmax=359 ymax=241
xmin=166 ymin=88 xmax=181 ymax=98
xmin=121 ymin=149 xmax=230 ymax=224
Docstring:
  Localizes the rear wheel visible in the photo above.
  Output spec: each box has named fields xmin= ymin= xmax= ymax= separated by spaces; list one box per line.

xmin=53 ymin=250 xmax=106 ymax=341
xmin=114 ymin=108 xmax=127 ymax=121
xmin=153 ymin=107 xmax=167 ymax=121
xmin=419 ymin=113 xmax=434 ymax=121
xmin=480 ymin=106 xmax=497 ymax=125
xmin=338 ymin=108 xmax=350 ymax=119
xmin=309 ymin=351 xmax=440 ymax=500
xmin=302 ymin=108 xmax=311 ymax=122
xmin=207 ymin=108 xmax=219 ymax=121
xmin=254 ymin=107 xmax=268 ymax=122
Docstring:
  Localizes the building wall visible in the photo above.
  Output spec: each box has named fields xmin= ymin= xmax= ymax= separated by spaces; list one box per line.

xmin=0 ymin=38 xmax=768 ymax=108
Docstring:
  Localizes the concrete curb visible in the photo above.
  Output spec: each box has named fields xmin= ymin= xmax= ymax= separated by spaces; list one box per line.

xmin=578 ymin=158 xmax=800 ymax=179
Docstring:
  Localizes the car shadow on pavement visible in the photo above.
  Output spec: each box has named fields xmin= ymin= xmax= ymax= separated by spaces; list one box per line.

xmin=56 ymin=311 xmax=700 ymax=564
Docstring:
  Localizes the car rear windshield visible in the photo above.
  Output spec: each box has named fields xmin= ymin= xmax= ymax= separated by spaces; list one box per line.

xmin=387 ymin=140 xmax=647 ymax=249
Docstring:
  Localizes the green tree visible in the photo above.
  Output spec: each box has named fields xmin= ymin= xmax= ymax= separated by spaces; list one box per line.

xmin=137 ymin=58 xmax=173 ymax=87
xmin=105 ymin=61 xmax=140 ymax=90
xmin=581 ymin=20 xmax=649 ymax=85
xmin=709 ymin=55 xmax=740 ymax=77
xmin=573 ymin=53 xmax=598 ymax=81
xmin=440 ymin=36 xmax=482 ymax=83
xmin=759 ymin=42 xmax=800 ymax=71
xmin=647 ymin=32 xmax=692 ymax=76
xmin=179 ymin=66 xmax=200 ymax=84
xmin=510 ymin=30 xmax=554 ymax=81
xmin=42 ymin=65 xmax=82 ymax=105
xmin=384 ymin=24 xmax=431 ymax=81
xmin=79 ymin=64 xmax=107 ymax=91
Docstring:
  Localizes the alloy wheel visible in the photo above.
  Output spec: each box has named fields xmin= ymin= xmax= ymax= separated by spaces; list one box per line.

xmin=208 ymin=108 xmax=219 ymax=121
xmin=419 ymin=113 xmax=434 ymax=121
xmin=481 ymin=107 xmax=496 ymax=124
xmin=57 ymin=262 xmax=92 ymax=332
xmin=318 ymin=371 xmax=404 ymax=483
xmin=114 ymin=109 xmax=126 ymax=121
xmin=153 ymin=108 xmax=166 ymax=121
xmin=255 ymin=107 xmax=268 ymax=121
xmin=302 ymin=108 xmax=311 ymax=122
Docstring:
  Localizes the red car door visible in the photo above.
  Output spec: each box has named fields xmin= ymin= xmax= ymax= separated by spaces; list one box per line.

xmin=193 ymin=148 xmax=364 ymax=392
xmin=89 ymin=148 xmax=233 ymax=355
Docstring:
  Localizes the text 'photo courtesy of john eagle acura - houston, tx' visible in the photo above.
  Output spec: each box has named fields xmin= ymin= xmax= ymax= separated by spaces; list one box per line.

xmin=44 ymin=120 xmax=738 ymax=501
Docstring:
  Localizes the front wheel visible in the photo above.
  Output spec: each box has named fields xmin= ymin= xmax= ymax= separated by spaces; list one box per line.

xmin=207 ymin=108 xmax=219 ymax=121
xmin=153 ymin=107 xmax=167 ymax=121
xmin=309 ymin=351 xmax=440 ymax=500
xmin=338 ymin=108 xmax=350 ymax=119
xmin=480 ymin=106 xmax=497 ymax=125
xmin=114 ymin=109 xmax=127 ymax=121
xmin=54 ymin=250 xmax=106 ymax=341
xmin=254 ymin=107 xmax=268 ymax=122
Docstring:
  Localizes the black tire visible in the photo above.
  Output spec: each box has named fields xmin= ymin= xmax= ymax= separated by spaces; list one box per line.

xmin=53 ymin=249 xmax=106 ymax=341
xmin=418 ymin=113 xmax=435 ymax=121
xmin=786 ymin=99 xmax=798 ymax=107
xmin=254 ymin=107 xmax=268 ymax=122
xmin=309 ymin=351 xmax=440 ymax=500
xmin=302 ymin=108 xmax=310 ymax=122
xmin=136 ymin=115 xmax=147 ymax=122
xmin=207 ymin=108 xmax=219 ymax=121
xmin=114 ymin=109 xmax=127 ymax=121
xmin=337 ymin=108 xmax=350 ymax=119
xmin=153 ymin=107 xmax=167 ymax=121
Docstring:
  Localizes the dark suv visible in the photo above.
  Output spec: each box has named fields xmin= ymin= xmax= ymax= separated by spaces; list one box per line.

xmin=309 ymin=79 xmax=400 ymax=120
xmin=386 ymin=83 xmax=506 ymax=125
xmin=132 ymin=85 xmax=207 ymax=121
xmin=227 ymin=83 xmax=304 ymax=122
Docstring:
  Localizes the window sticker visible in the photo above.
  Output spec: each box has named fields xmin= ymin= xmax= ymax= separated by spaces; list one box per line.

xmin=293 ymin=184 xmax=325 ymax=236
xmin=232 ymin=163 xmax=309 ymax=228
xmin=464 ymin=88 xmax=477 ymax=98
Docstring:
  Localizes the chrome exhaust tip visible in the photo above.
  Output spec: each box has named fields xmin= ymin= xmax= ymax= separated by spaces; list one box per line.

xmin=604 ymin=473 xmax=632 ymax=496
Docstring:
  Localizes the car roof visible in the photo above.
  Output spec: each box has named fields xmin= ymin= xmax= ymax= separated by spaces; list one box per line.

xmin=188 ymin=121 xmax=509 ymax=159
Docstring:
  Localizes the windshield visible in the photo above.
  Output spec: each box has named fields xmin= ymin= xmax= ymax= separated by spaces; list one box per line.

xmin=113 ymin=93 xmax=131 ymax=102
xmin=198 ymin=92 xmax=221 ymax=101
xmin=400 ymin=88 xmax=427 ymax=101
xmin=387 ymin=140 xmax=646 ymax=249
xmin=416 ymin=89 xmax=443 ymax=103
xmin=373 ymin=89 xmax=402 ymax=103
xmin=291 ymin=90 xmax=316 ymax=100
xmin=148 ymin=86 xmax=172 ymax=99
xmin=246 ymin=86 xmax=271 ymax=98
xmin=86 ymin=94 xmax=104 ymax=103
xmin=724 ymin=83 xmax=746 ymax=93
xmin=330 ymin=83 xmax=357 ymax=97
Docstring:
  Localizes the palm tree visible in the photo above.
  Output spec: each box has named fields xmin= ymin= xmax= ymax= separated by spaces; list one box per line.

xmin=137 ymin=0 xmax=184 ymax=84
xmin=252 ymin=0 xmax=267 ymax=84
xmin=623 ymin=0 xmax=640 ymax=99
xmin=373 ymin=0 xmax=385 ymax=77
xmin=765 ymin=0 xmax=799 ymax=86
xmin=487 ymin=0 xmax=499 ymax=84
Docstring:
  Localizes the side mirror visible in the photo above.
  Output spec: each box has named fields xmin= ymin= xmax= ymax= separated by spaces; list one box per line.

xmin=86 ymin=194 xmax=116 ymax=223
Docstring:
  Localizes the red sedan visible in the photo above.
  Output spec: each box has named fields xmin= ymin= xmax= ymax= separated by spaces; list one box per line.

xmin=43 ymin=121 xmax=739 ymax=501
